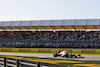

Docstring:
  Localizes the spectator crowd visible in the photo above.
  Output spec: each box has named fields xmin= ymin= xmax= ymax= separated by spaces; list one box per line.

xmin=0 ymin=31 xmax=99 ymax=48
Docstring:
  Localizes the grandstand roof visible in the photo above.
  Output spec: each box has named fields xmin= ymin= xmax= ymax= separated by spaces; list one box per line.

xmin=0 ymin=19 xmax=100 ymax=29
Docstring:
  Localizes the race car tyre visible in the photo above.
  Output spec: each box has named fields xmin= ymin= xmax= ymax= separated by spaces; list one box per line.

xmin=78 ymin=54 xmax=81 ymax=58
xmin=70 ymin=53 xmax=75 ymax=58
xmin=54 ymin=54 xmax=57 ymax=57
xmin=65 ymin=53 xmax=70 ymax=58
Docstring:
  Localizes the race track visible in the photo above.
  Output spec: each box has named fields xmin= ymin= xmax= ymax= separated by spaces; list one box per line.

xmin=0 ymin=52 xmax=100 ymax=61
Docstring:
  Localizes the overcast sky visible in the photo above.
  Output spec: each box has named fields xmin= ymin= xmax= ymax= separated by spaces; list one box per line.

xmin=0 ymin=0 xmax=100 ymax=21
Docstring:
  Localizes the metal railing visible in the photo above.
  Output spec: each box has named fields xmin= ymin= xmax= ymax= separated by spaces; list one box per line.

xmin=0 ymin=57 xmax=68 ymax=67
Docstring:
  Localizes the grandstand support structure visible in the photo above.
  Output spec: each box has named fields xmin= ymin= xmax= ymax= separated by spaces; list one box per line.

xmin=0 ymin=19 xmax=99 ymax=31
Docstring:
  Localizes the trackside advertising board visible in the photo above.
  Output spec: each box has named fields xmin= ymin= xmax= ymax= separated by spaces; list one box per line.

xmin=0 ymin=48 xmax=100 ymax=54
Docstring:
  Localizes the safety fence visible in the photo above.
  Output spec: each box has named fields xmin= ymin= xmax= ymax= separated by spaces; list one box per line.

xmin=0 ymin=55 xmax=100 ymax=67
xmin=0 ymin=56 xmax=67 ymax=67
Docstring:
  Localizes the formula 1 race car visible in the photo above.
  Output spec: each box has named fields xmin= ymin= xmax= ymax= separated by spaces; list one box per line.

xmin=54 ymin=51 xmax=84 ymax=58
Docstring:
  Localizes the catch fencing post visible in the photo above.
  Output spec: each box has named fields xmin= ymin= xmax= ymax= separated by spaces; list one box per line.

xmin=4 ymin=57 xmax=6 ymax=67
xmin=36 ymin=62 xmax=41 ymax=67
xmin=17 ymin=59 xmax=21 ymax=67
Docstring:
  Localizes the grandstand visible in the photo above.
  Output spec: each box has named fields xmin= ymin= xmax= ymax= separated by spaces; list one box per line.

xmin=0 ymin=19 xmax=99 ymax=48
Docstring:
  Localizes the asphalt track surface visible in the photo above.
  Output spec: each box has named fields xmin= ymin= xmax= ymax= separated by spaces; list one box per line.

xmin=0 ymin=52 xmax=100 ymax=61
